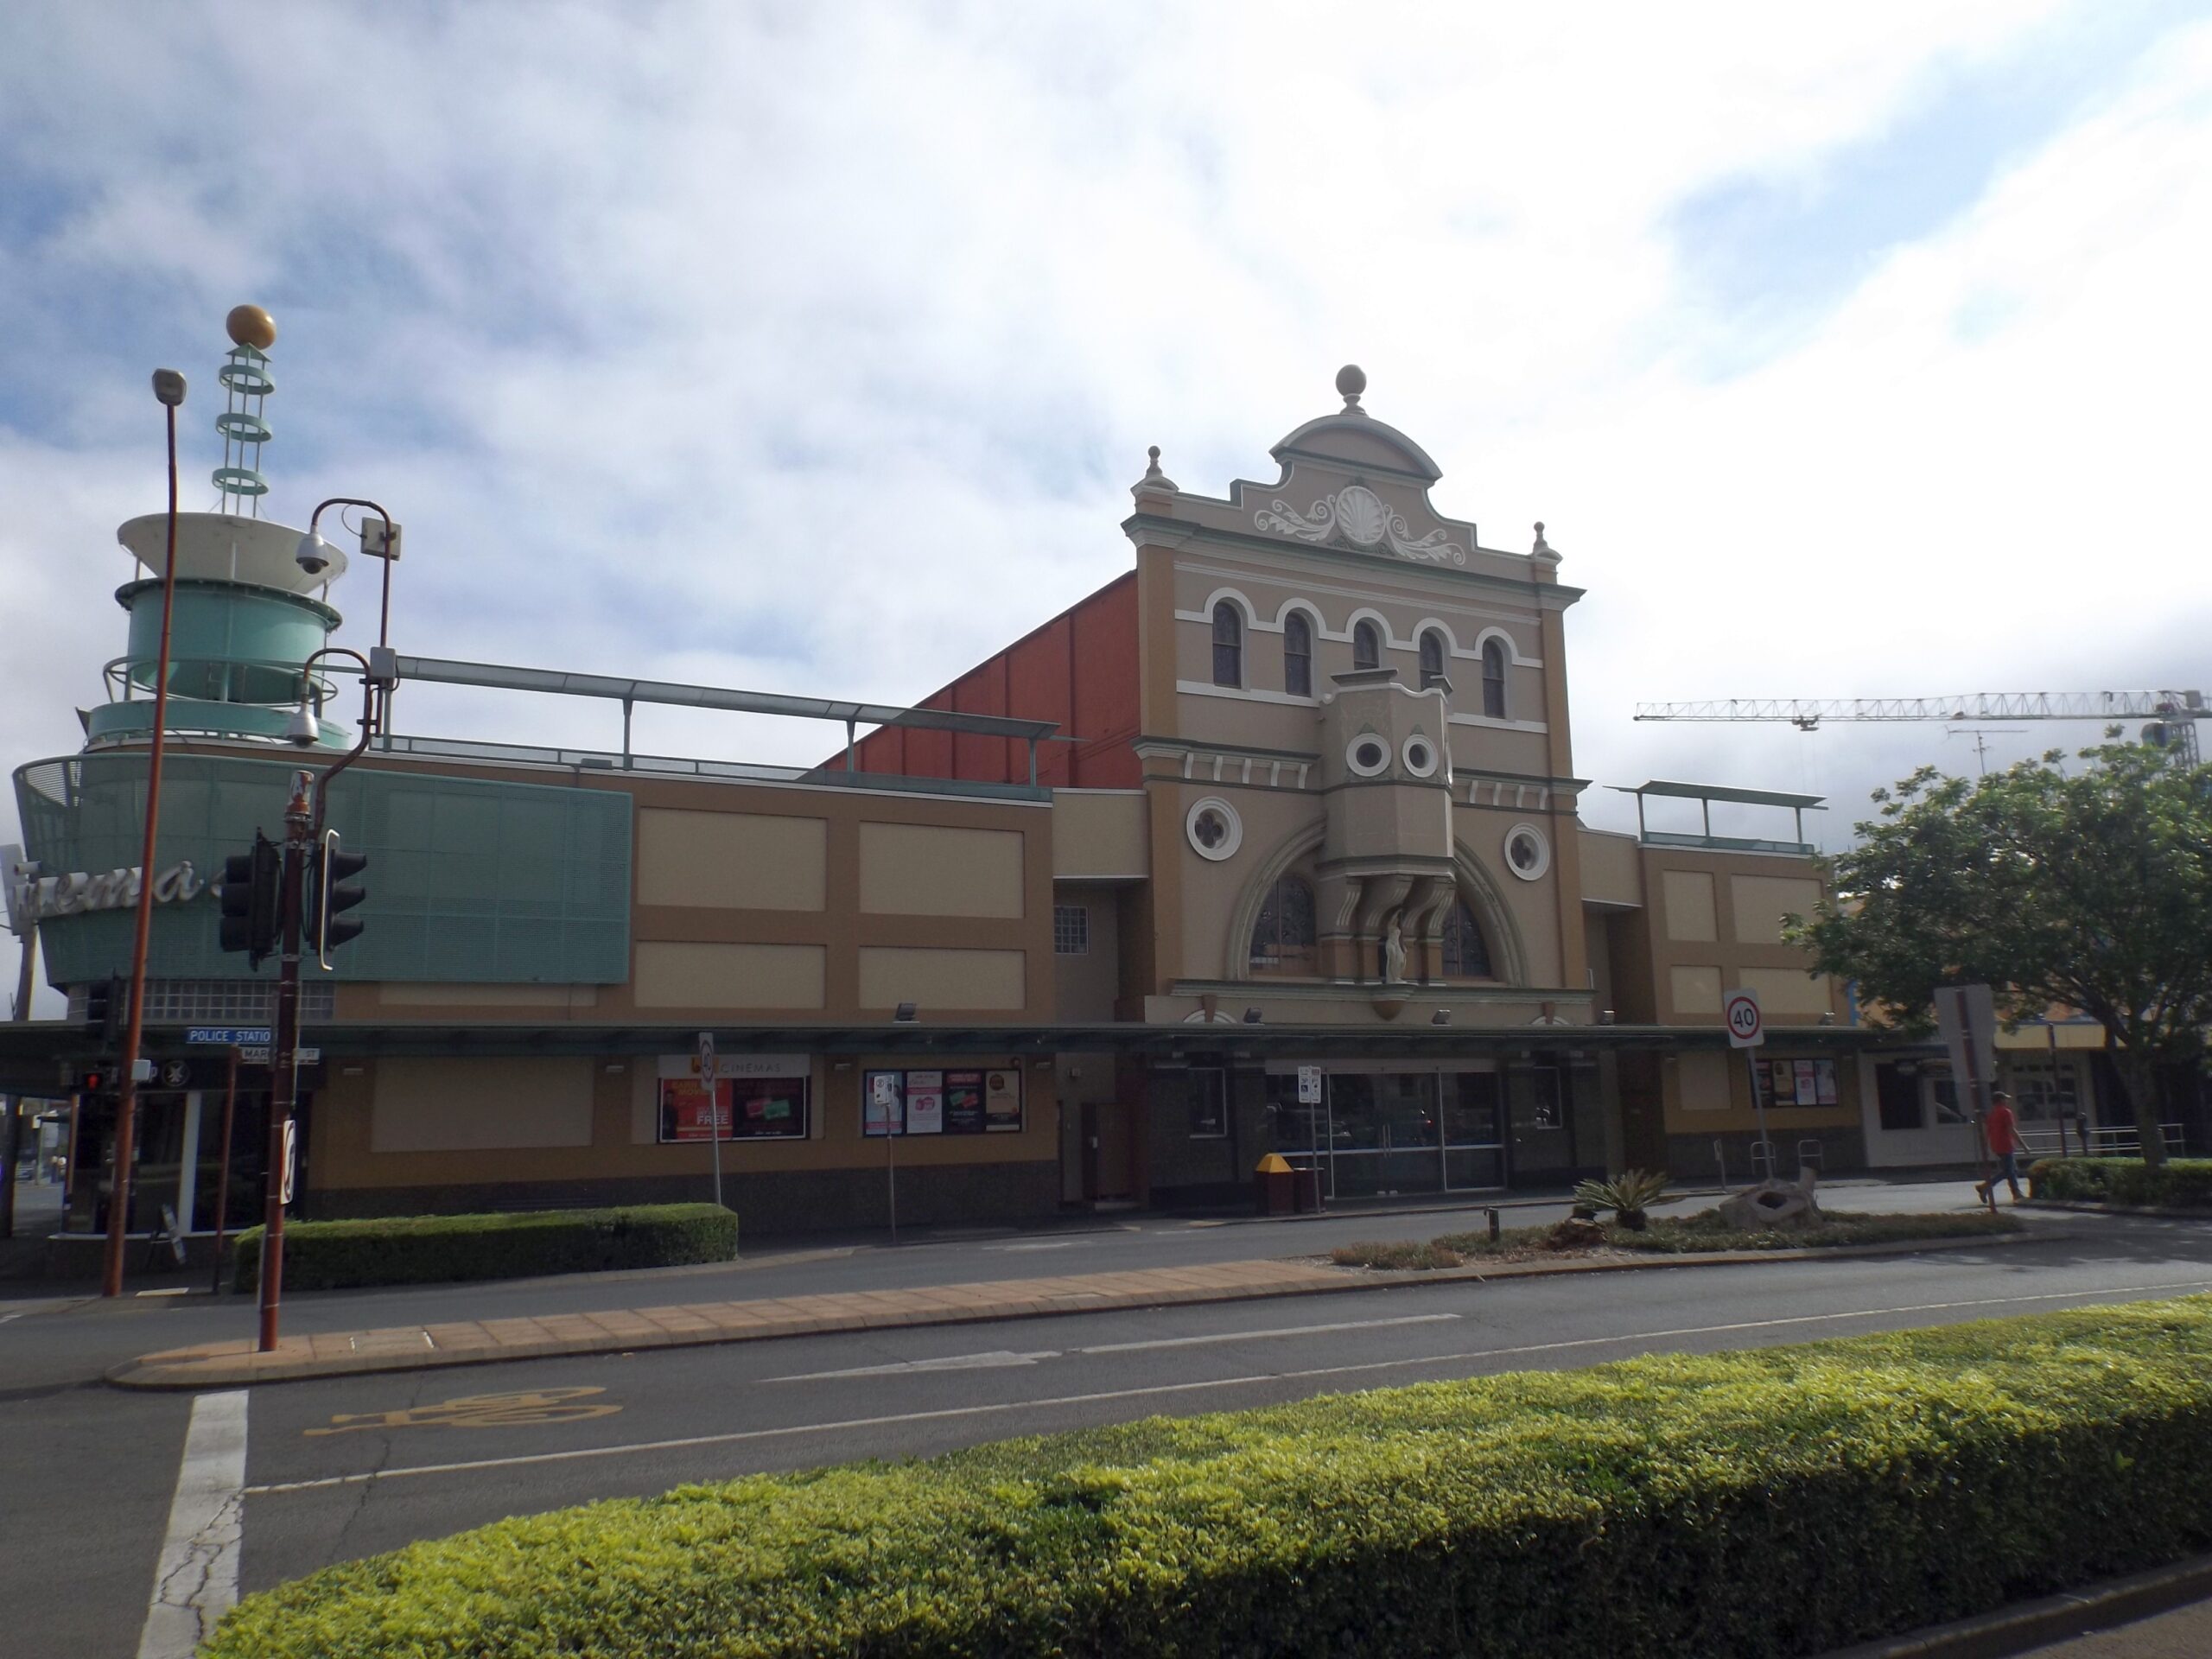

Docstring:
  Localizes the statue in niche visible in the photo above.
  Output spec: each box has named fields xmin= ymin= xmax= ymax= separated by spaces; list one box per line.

xmin=1381 ymin=923 xmax=1408 ymax=984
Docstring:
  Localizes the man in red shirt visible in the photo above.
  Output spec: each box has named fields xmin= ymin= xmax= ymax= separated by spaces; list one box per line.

xmin=1975 ymin=1090 xmax=2027 ymax=1204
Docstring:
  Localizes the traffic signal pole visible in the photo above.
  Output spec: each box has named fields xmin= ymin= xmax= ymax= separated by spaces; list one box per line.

xmin=258 ymin=770 xmax=312 ymax=1352
xmin=256 ymin=653 xmax=379 ymax=1352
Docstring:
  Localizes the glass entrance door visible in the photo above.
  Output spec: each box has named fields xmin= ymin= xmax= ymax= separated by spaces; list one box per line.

xmin=1443 ymin=1072 xmax=1506 ymax=1188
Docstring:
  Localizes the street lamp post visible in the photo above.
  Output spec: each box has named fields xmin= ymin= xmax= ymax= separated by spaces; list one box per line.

xmin=100 ymin=368 xmax=188 ymax=1299
xmin=295 ymin=499 xmax=399 ymax=731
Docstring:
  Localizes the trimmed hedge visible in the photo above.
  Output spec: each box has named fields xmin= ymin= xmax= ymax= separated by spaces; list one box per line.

xmin=2030 ymin=1156 xmax=2212 ymax=1210
xmin=229 ymin=1203 xmax=737 ymax=1293
xmin=207 ymin=1294 xmax=2212 ymax=1658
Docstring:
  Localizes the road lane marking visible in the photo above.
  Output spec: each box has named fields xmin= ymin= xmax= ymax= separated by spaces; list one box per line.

xmin=244 ymin=1279 xmax=2212 ymax=1497
xmin=767 ymin=1351 xmax=1057 ymax=1382
xmin=305 ymin=1387 xmax=621 ymax=1435
xmin=1077 ymin=1313 xmax=1459 ymax=1355
xmin=137 ymin=1389 xmax=247 ymax=1659
xmin=994 ymin=1241 xmax=1078 ymax=1252
xmin=766 ymin=1315 xmax=1460 ymax=1380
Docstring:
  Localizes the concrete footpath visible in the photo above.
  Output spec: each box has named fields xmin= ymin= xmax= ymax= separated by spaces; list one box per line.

xmin=107 ymin=1229 xmax=2056 ymax=1389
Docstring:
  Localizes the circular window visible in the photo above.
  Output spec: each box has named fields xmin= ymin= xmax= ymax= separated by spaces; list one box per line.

xmin=1345 ymin=734 xmax=1389 ymax=778
xmin=1503 ymin=823 xmax=1551 ymax=881
xmin=1402 ymin=734 xmax=1438 ymax=778
xmin=1185 ymin=796 xmax=1243 ymax=861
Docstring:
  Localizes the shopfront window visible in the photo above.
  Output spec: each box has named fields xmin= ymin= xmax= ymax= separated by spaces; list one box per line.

xmin=1874 ymin=1063 xmax=1923 ymax=1133
xmin=2005 ymin=1058 xmax=2078 ymax=1122
xmin=1189 ymin=1069 xmax=1228 ymax=1138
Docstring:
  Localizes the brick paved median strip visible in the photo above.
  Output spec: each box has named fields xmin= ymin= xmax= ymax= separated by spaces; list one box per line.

xmin=106 ymin=1230 xmax=2063 ymax=1390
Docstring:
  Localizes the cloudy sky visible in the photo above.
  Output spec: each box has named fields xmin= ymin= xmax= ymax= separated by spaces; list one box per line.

xmin=3 ymin=0 xmax=2209 ymax=881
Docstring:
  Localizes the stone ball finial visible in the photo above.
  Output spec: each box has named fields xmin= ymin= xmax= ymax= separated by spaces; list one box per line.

xmin=1135 ymin=442 xmax=1178 ymax=495
xmin=226 ymin=303 xmax=276 ymax=351
xmin=1335 ymin=363 xmax=1367 ymax=408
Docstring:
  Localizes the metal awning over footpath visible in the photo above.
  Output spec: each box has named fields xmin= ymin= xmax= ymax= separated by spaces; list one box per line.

xmin=0 ymin=1019 xmax=1916 ymax=1096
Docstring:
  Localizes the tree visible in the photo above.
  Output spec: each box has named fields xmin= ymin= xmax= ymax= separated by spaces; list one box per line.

xmin=1796 ymin=740 xmax=2212 ymax=1167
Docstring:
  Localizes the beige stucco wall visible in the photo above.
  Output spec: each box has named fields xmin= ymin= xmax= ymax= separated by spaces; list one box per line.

xmin=1052 ymin=791 xmax=1148 ymax=880
xmin=857 ymin=946 xmax=1027 ymax=1010
xmin=1630 ymin=845 xmax=1848 ymax=1027
xmin=327 ymin=760 xmax=1056 ymax=1027
xmin=370 ymin=1055 xmax=595 ymax=1152
xmin=1662 ymin=870 xmax=1718 ymax=942
xmin=860 ymin=823 xmax=1025 ymax=918
xmin=378 ymin=983 xmax=599 ymax=1009
xmin=633 ymin=941 xmax=826 ymax=1009
xmin=1729 ymin=874 xmax=1823 ymax=945
xmin=1051 ymin=883 xmax=1122 ymax=1021
xmin=310 ymin=1053 xmax=1063 ymax=1195
xmin=637 ymin=808 xmax=826 ymax=911
xmin=1577 ymin=828 xmax=1642 ymax=909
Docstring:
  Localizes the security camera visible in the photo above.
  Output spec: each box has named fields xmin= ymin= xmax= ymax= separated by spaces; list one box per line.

xmin=293 ymin=530 xmax=334 ymax=576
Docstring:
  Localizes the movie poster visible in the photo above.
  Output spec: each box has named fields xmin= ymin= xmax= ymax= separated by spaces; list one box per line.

xmin=904 ymin=1071 xmax=944 ymax=1135
xmin=944 ymin=1071 xmax=986 ymax=1135
xmin=983 ymin=1069 xmax=1023 ymax=1132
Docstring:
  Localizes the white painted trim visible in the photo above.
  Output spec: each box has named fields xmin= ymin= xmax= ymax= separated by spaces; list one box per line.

xmin=175 ymin=1090 xmax=202 ymax=1236
xmin=137 ymin=1390 xmax=248 ymax=1659
xmin=1446 ymin=713 xmax=1548 ymax=734
xmin=1176 ymin=558 xmax=1545 ymax=625
xmin=1177 ymin=588 xmax=1269 ymax=632
xmin=1176 ymin=680 xmax=1322 ymax=709
xmin=1186 ymin=797 xmax=1243 ymax=861
xmin=1503 ymin=822 xmax=1553 ymax=882
xmin=1472 ymin=625 xmax=1537 ymax=667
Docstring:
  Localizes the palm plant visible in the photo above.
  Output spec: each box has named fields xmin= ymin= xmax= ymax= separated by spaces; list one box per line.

xmin=1573 ymin=1168 xmax=1671 ymax=1231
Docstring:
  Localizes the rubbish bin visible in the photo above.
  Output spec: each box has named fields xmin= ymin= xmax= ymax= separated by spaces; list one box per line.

xmin=1254 ymin=1152 xmax=1296 ymax=1216
xmin=1291 ymin=1165 xmax=1323 ymax=1213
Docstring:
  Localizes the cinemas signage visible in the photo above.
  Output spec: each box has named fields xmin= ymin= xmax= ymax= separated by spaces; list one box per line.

xmin=654 ymin=1052 xmax=810 ymax=1143
xmin=3 ymin=845 xmax=207 ymax=933
xmin=861 ymin=1067 xmax=1023 ymax=1136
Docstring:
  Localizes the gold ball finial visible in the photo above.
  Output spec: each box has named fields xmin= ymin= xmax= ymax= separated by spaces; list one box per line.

xmin=226 ymin=304 xmax=276 ymax=351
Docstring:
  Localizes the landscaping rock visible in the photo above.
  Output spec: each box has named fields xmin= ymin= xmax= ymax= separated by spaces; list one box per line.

xmin=1718 ymin=1168 xmax=1825 ymax=1230
xmin=1545 ymin=1217 xmax=1607 ymax=1249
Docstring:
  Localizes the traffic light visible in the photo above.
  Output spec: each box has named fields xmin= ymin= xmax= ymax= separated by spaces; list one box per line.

xmin=81 ymin=975 xmax=127 ymax=1048
xmin=216 ymin=832 xmax=280 ymax=967
xmin=308 ymin=830 xmax=369 ymax=964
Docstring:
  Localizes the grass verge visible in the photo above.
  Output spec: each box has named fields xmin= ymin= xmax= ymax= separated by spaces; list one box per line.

xmin=1325 ymin=1207 xmax=2019 ymax=1270
xmin=230 ymin=1203 xmax=738 ymax=1293
xmin=207 ymin=1294 xmax=2212 ymax=1658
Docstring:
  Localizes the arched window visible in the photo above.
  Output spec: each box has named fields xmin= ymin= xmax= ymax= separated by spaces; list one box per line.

xmin=1481 ymin=639 xmax=1508 ymax=719
xmin=1352 ymin=620 xmax=1382 ymax=671
xmin=1249 ymin=874 xmax=1318 ymax=975
xmin=1440 ymin=896 xmax=1491 ymax=978
xmin=1283 ymin=612 xmax=1313 ymax=697
xmin=1212 ymin=602 xmax=1243 ymax=688
xmin=1419 ymin=629 xmax=1447 ymax=690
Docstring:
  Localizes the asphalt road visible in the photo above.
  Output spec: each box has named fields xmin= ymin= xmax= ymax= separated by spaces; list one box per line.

xmin=6 ymin=1188 xmax=2211 ymax=1658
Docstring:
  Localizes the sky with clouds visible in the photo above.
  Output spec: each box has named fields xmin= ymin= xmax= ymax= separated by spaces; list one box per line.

xmin=3 ymin=0 xmax=2209 ymax=894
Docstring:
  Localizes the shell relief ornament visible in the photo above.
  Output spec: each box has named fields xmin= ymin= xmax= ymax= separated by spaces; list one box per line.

xmin=1254 ymin=483 xmax=1466 ymax=566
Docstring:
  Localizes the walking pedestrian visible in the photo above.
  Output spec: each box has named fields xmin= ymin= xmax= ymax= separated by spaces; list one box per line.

xmin=1974 ymin=1090 xmax=2027 ymax=1204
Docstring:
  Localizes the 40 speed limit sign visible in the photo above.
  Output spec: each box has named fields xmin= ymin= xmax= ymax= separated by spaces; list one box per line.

xmin=1724 ymin=988 xmax=1764 ymax=1048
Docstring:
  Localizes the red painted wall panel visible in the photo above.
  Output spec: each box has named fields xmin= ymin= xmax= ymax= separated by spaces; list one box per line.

xmin=834 ymin=572 xmax=1140 ymax=788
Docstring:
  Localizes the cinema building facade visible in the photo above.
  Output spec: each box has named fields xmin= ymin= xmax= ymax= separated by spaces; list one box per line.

xmin=12 ymin=364 xmax=2107 ymax=1250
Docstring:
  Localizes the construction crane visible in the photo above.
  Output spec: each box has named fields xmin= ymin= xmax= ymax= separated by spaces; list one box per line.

xmin=1635 ymin=690 xmax=2204 ymax=765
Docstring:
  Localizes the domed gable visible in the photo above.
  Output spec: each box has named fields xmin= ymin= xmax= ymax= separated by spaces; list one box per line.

xmin=1268 ymin=410 xmax=1442 ymax=485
